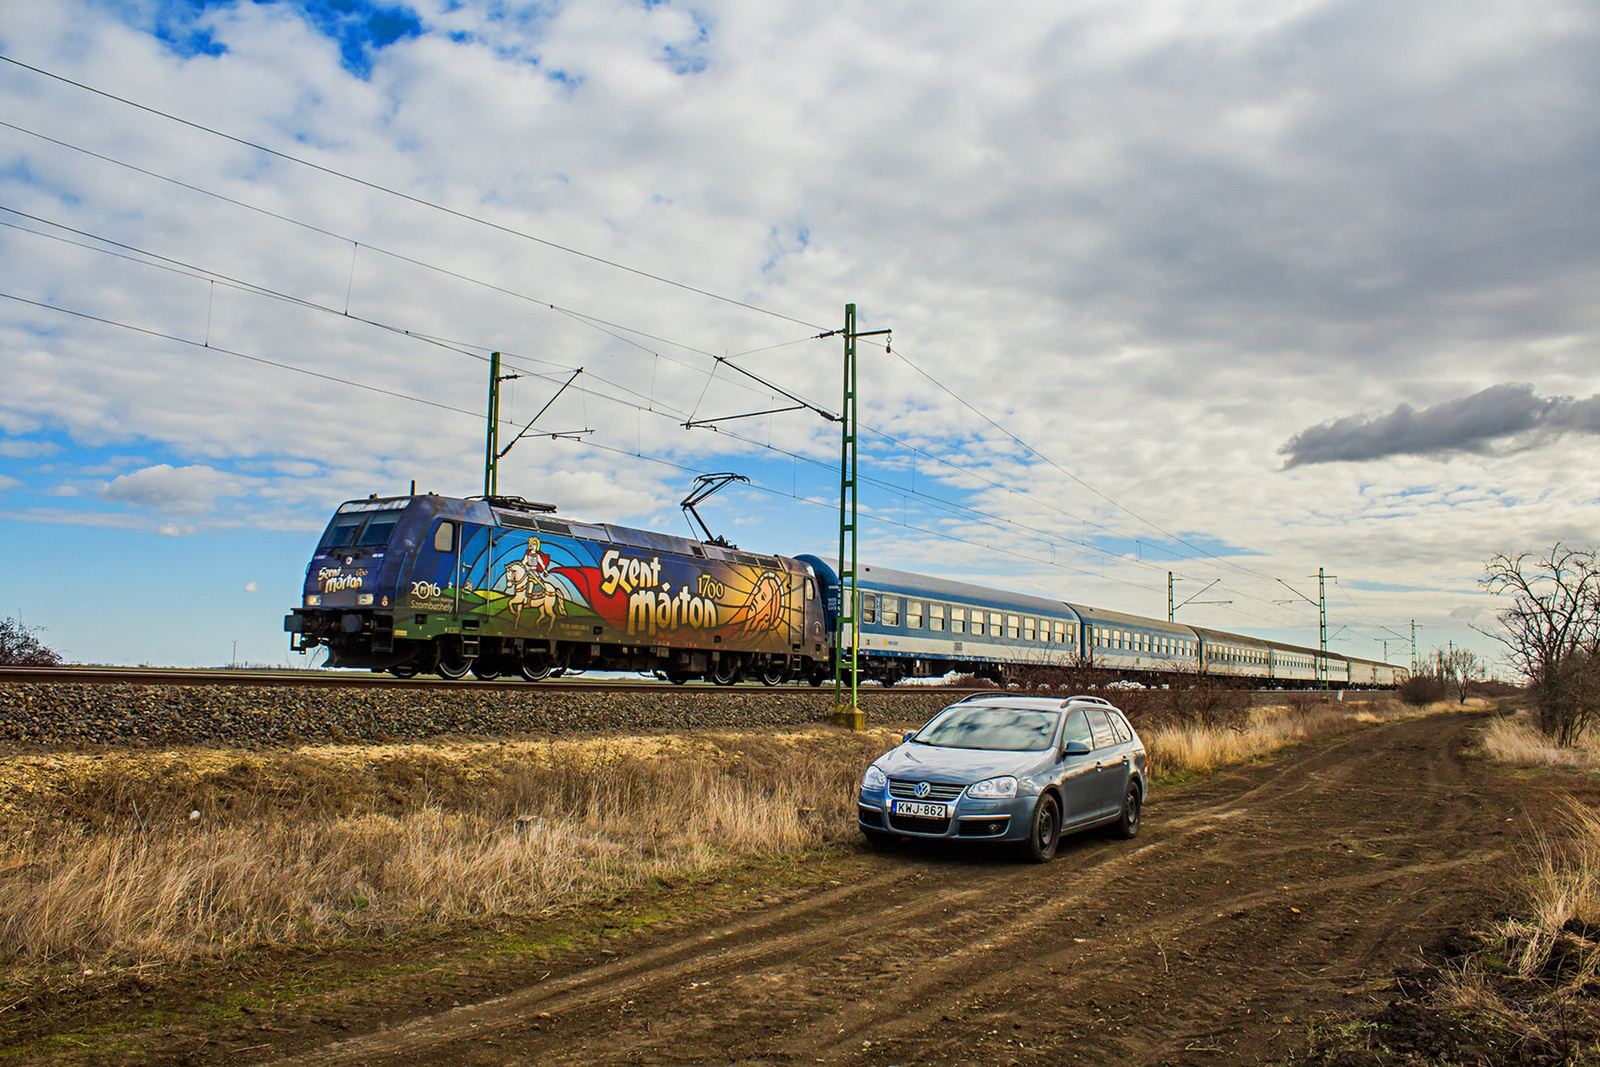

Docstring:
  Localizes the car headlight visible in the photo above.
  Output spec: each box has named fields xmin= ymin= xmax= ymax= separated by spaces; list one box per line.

xmin=861 ymin=765 xmax=888 ymax=792
xmin=966 ymin=775 xmax=1018 ymax=799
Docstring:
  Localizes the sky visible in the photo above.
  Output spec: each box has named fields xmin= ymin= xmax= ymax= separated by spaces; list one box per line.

xmin=1 ymin=0 xmax=1596 ymax=669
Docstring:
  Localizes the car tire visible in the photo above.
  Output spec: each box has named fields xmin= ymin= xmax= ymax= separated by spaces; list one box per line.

xmin=861 ymin=828 xmax=897 ymax=850
xmin=1022 ymin=794 xmax=1061 ymax=863
xmin=1112 ymin=784 xmax=1142 ymax=840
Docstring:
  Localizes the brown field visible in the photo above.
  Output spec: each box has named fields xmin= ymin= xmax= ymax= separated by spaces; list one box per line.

xmin=0 ymin=694 xmax=1574 ymax=1065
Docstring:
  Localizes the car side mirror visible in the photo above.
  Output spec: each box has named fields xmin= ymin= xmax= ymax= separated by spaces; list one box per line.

xmin=1062 ymin=739 xmax=1092 ymax=757
xmin=903 ymin=730 xmax=917 ymax=743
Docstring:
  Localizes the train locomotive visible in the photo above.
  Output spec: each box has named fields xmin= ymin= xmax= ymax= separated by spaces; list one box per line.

xmin=286 ymin=493 xmax=1406 ymax=689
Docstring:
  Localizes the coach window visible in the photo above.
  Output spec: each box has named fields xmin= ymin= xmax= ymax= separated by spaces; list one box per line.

xmin=991 ymin=612 xmax=1006 ymax=638
xmin=950 ymin=606 xmax=965 ymax=634
xmin=433 ymin=521 xmax=455 ymax=553
xmin=907 ymin=600 xmax=924 ymax=629
xmin=930 ymin=604 xmax=946 ymax=632
xmin=969 ymin=610 xmax=984 ymax=636
xmin=883 ymin=597 xmax=901 ymax=626
xmin=1006 ymin=614 xmax=1021 ymax=639
xmin=1022 ymin=617 xmax=1036 ymax=642
xmin=862 ymin=593 xmax=877 ymax=624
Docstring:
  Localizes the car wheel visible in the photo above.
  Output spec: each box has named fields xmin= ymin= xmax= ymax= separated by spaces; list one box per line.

xmin=1022 ymin=794 xmax=1061 ymax=863
xmin=1112 ymin=784 xmax=1142 ymax=840
xmin=861 ymin=828 xmax=897 ymax=850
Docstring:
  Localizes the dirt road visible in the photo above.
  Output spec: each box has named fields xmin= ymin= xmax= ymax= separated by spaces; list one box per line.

xmin=244 ymin=710 xmax=1526 ymax=1066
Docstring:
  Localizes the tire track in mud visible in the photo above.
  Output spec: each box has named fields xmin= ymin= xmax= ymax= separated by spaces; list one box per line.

xmin=263 ymin=711 xmax=1529 ymax=1067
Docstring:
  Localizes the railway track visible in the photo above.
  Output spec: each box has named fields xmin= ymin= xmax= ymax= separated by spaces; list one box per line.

xmin=0 ymin=664 xmax=983 ymax=696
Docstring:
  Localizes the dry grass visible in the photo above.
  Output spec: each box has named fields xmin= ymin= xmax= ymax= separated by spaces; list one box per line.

xmin=1143 ymin=697 xmax=1434 ymax=779
xmin=1483 ymin=711 xmax=1600 ymax=771
xmin=0 ymin=727 xmax=900 ymax=979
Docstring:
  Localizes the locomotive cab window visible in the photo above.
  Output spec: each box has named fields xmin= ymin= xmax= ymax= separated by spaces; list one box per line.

xmin=805 ymin=578 xmax=816 ymax=601
xmin=433 ymin=521 xmax=455 ymax=553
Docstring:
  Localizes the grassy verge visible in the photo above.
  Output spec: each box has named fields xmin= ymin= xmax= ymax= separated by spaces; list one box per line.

xmin=0 ymin=727 xmax=901 ymax=986
xmin=1483 ymin=709 xmax=1600 ymax=771
xmin=1144 ymin=695 xmax=1460 ymax=781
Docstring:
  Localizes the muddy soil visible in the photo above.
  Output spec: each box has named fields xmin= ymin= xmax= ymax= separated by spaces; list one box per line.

xmin=8 ymin=711 xmax=1543 ymax=1065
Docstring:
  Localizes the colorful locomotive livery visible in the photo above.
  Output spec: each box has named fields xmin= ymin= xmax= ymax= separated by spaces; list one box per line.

xmin=288 ymin=494 xmax=826 ymax=683
xmin=287 ymin=492 xmax=1406 ymax=688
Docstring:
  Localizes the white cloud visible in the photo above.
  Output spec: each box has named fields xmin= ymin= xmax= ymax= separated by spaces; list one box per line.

xmin=0 ymin=474 xmax=20 ymax=491
xmin=0 ymin=0 xmax=1595 ymax=663
xmin=101 ymin=464 xmax=247 ymax=514
xmin=156 ymin=522 xmax=195 ymax=537
xmin=244 ymin=581 xmax=258 ymax=593
xmin=0 ymin=439 xmax=59 ymax=458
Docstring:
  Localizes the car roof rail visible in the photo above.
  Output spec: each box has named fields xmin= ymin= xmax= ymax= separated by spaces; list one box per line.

xmin=1061 ymin=694 xmax=1115 ymax=707
xmin=955 ymin=691 xmax=999 ymax=703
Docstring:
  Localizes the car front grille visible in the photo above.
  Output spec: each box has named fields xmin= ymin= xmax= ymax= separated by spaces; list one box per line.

xmin=888 ymin=813 xmax=951 ymax=835
xmin=888 ymin=779 xmax=964 ymax=802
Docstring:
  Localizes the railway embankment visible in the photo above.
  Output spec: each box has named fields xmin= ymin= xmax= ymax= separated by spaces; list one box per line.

xmin=0 ymin=681 xmax=952 ymax=748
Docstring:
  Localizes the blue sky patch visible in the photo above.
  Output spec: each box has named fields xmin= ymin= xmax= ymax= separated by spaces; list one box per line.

xmin=125 ymin=0 xmax=424 ymax=77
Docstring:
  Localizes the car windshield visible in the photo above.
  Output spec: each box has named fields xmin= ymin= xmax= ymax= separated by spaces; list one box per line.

xmin=913 ymin=706 xmax=1059 ymax=751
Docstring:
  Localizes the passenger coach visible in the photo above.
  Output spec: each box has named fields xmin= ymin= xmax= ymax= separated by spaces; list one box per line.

xmin=799 ymin=558 xmax=1080 ymax=685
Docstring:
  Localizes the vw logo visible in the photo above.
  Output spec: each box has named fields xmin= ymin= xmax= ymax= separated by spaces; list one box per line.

xmin=913 ymin=781 xmax=931 ymax=798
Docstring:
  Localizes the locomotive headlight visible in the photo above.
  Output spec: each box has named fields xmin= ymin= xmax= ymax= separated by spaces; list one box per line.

xmin=967 ymin=775 xmax=1018 ymax=799
xmin=861 ymin=764 xmax=888 ymax=792
xmin=357 ymin=593 xmax=374 ymax=606
xmin=305 ymin=594 xmax=322 ymax=607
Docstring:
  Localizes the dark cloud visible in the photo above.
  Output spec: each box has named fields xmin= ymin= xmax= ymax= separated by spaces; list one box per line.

xmin=1280 ymin=383 xmax=1600 ymax=467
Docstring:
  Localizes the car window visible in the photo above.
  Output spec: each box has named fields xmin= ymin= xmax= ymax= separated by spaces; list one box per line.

xmin=914 ymin=706 xmax=1061 ymax=751
xmin=1085 ymin=708 xmax=1115 ymax=749
xmin=1107 ymin=711 xmax=1132 ymax=743
xmin=1060 ymin=710 xmax=1092 ymax=748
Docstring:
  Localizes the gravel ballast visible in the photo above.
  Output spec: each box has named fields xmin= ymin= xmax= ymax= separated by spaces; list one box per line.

xmin=0 ymin=683 xmax=959 ymax=748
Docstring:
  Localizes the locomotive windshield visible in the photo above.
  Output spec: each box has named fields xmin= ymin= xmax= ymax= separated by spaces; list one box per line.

xmin=317 ymin=501 xmax=406 ymax=550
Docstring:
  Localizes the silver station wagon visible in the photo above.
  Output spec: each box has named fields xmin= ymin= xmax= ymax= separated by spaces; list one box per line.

xmin=856 ymin=695 xmax=1148 ymax=862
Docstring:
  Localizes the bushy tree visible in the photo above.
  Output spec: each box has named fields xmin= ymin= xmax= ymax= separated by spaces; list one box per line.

xmin=0 ymin=615 xmax=63 ymax=666
xmin=1480 ymin=545 xmax=1600 ymax=745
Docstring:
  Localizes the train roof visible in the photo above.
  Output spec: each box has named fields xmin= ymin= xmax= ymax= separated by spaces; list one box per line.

xmin=348 ymin=494 xmax=804 ymax=572
xmin=797 ymin=557 xmax=1080 ymax=619
xmin=1066 ymin=604 xmax=1199 ymax=638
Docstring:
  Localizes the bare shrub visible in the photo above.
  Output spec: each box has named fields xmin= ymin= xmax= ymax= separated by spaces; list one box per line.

xmin=1481 ymin=545 xmax=1600 ymax=745
xmin=1399 ymin=672 xmax=1449 ymax=707
xmin=0 ymin=615 xmax=61 ymax=666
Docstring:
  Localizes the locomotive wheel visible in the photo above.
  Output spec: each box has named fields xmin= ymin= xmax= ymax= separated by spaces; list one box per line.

xmin=808 ymin=672 xmax=825 ymax=687
xmin=666 ymin=671 xmax=692 ymax=685
xmin=709 ymin=660 xmax=741 ymax=686
xmin=518 ymin=655 xmax=552 ymax=682
xmin=435 ymin=642 xmax=474 ymax=680
xmin=758 ymin=666 xmax=787 ymax=687
xmin=388 ymin=661 xmax=419 ymax=679
xmin=470 ymin=660 xmax=502 ymax=681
